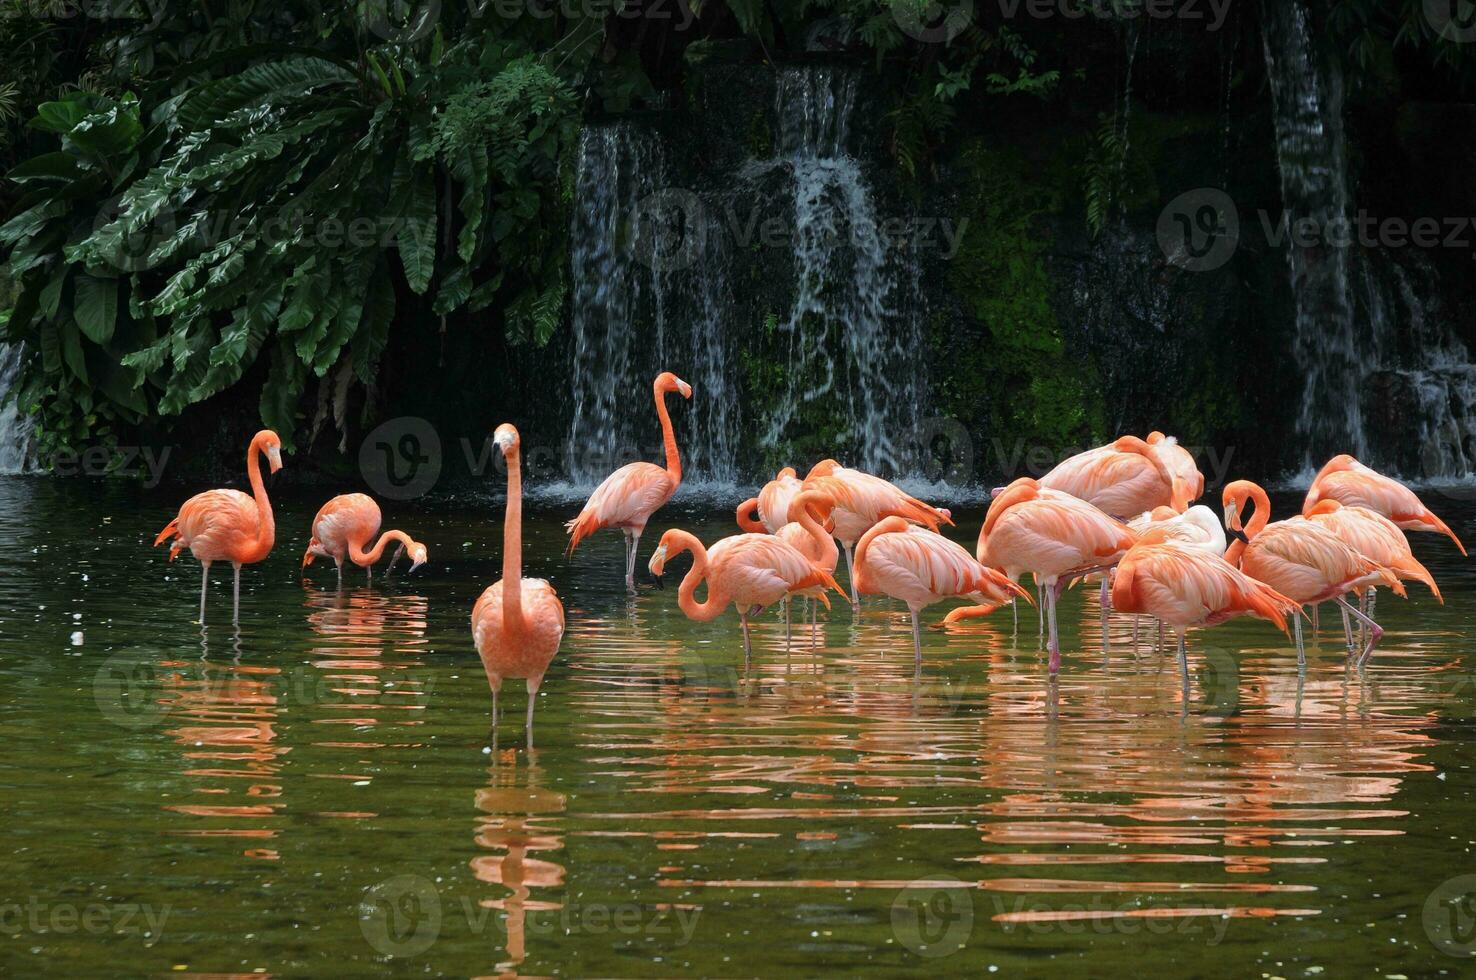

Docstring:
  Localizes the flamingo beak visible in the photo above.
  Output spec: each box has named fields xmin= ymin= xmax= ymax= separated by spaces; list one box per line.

xmin=1223 ymin=500 xmax=1241 ymax=532
xmin=647 ymin=544 xmax=668 ymax=582
xmin=302 ymin=548 xmax=315 ymax=570
xmin=675 ymin=378 xmax=692 ymax=399
xmin=989 ymin=486 xmax=1006 ymax=499
xmin=267 ymin=445 xmax=283 ymax=474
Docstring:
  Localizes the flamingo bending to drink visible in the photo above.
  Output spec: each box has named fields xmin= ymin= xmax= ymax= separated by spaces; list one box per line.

xmin=302 ymin=493 xmax=427 ymax=585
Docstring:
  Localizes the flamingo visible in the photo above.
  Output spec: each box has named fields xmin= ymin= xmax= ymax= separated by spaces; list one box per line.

xmin=1306 ymin=498 xmax=1442 ymax=652
xmin=736 ymin=467 xmax=803 ymax=534
xmin=1039 ymin=435 xmax=1193 ymax=519
xmin=566 ymin=371 xmax=693 ymax=592
xmin=948 ymin=477 xmax=1137 ymax=674
xmin=646 ymin=526 xmax=844 ymax=660
xmin=473 ymin=424 xmax=566 ymax=736
xmin=775 ymin=489 xmax=841 ymax=641
xmin=802 ymin=459 xmax=952 ymax=606
xmin=1224 ymin=480 xmax=1404 ymax=667
xmin=854 ymin=517 xmax=1028 ymax=669
xmin=154 ymin=429 xmax=283 ymax=622
xmin=1111 ymin=542 xmax=1301 ymax=686
xmin=1302 ymin=454 xmax=1466 ymax=555
xmin=1129 ymin=504 xmax=1227 ymax=554
xmin=1147 ymin=431 xmax=1205 ymax=504
xmin=302 ymin=493 xmax=428 ymax=586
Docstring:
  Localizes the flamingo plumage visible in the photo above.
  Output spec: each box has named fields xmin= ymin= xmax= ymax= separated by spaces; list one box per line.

xmin=1305 ymin=499 xmax=1441 ymax=602
xmin=647 ymin=527 xmax=845 ymax=660
xmin=952 ymin=477 xmax=1137 ymax=673
xmin=1224 ymin=480 xmax=1404 ymax=666
xmin=736 ymin=467 xmax=804 ymax=534
xmin=854 ymin=517 xmax=1029 ymax=669
xmin=802 ymin=459 xmax=952 ymax=607
xmin=302 ymin=493 xmax=428 ymax=585
xmin=1129 ymin=504 xmax=1227 ymax=555
xmin=1147 ymin=431 xmax=1205 ymax=504
xmin=1111 ymin=542 xmax=1302 ymax=684
xmin=1302 ymin=454 xmax=1466 ymax=555
xmin=153 ymin=429 xmax=283 ymax=622
xmin=566 ymin=371 xmax=693 ymax=591
xmin=473 ymin=424 xmax=566 ymax=737
xmin=1039 ymin=435 xmax=1193 ymax=519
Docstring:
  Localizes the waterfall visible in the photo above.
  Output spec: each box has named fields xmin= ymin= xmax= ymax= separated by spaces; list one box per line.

xmin=1260 ymin=0 xmax=1362 ymax=467
xmin=562 ymin=66 xmax=928 ymax=490
xmin=563 ymin=123 xmax=737 ymax=489
xmin=1261 ymin=0 xmax=1476 ymax=481
xmin=0 ymin=343 xmax=37 ymax=476
xmin=757 ymin=68 xmax=925 ymax=478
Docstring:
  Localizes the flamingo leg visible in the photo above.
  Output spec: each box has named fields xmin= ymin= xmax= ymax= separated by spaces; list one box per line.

xmin=910 ymin=607 xmax=923 ymax=674
xmin=1036 ymin=580 xmax=1045 ymax=638
xmin=1311 ymin=602 xmax=1320 ymax=633
xmin=491 ymin=687 xmax=500 ymax=730
xmin=199 ymin=560 xmax=211 ymax=622
xmin=1364 ymin=587 xmax=1377 ymax=648
xmin=1292 ymin=613 xmax=1305 ymax=668
xmin=1340 ymin=603 xmax=1354 ymax=655
xmin=1046 ymin=582 xmax=1062 ymax=675
xmin=525 ymin=679 xmax=538 ymax=734
xmin=784 ymin=599 xmax=792 ymax=651
xmin=232 ymin=562 xmax=242 ymax=623
xmin=629 ymin=528 xmax=645 ymax=593
xmin=622 ymin=529 xmax=635 ymax=594
xmin=1011 ymin=597 xmax=1018 ymax=634
xmin=367 ymin=563 xmax=372 ymax=586
xmin=842 ymin=542 xmax=859 ymax=609
xmin=810 ymin=598 xmax=818 ymax=646
xmin=1099 ymin=577 xmax=1111 ymax=652
xmin=1336 ymin=595 xmax=1383 ymax=668
xmin=1132 ymin=614 xmax=1139 ymax=648
xmin=739 ymin=611 xmax=753 ymax=662
xmin=335 ymin=558 xmax=343 ymax=589
xmin=1176 ymin=632 xmax=1189 ymax=697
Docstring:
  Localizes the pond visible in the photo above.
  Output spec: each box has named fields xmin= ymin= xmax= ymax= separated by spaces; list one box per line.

xmin=2 ymin=477 xmax=1473 ymax=976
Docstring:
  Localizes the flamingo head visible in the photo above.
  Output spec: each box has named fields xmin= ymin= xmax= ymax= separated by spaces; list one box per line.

xmin=406 ymin=541 xmax=429 ymax=573
xmin=655 ymin=372 xmax=692 ymax=399
xmin=1221 ymin=480 xmax=1258 ymax=532
xmin=805 ymin=459 xmax=840 ymax=481
xmin=493 ymin=423 xmax=520 ymax=455
xmin=1306 ymin=499 xmax=1343 ymax=516
xmin=255 ymin=429 xmax=284 ymax=473
xmin=647 ymin=529 xmax=691 ymax=585
xmin=302 ymin=536 xmax=327 ymax=570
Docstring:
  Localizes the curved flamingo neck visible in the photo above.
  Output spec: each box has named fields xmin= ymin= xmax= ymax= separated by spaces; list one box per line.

xmin=853 ymin=516 xmax=909 ymax=594
xmin=351 ymin=529 xmax=416 ymax=566
xmin=246 ymin=434 xmax=275 ymax=560
xmin=655 ymin=381 xmax=682 ymax=486
xmin=669 ymin=530 xmax=727 ymax=621
xmin=736 ymin=498 xmax=765 ymax=533
xmin=502 ymin=444 xmax=525 ymax=630
xmin=1242 ymin=483 xmax=1272 ymax=539
xmin=788 ymin=491 xmax=833 ymax=558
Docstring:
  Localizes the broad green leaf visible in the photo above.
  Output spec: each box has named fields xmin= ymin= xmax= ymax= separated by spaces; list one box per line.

xmin=73 ymin=275 xmax=119 ymax=344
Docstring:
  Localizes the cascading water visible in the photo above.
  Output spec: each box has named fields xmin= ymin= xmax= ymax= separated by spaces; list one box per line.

xmin=563 ymin=66 xmax=927 ymax=490
xmin=757 ymin=68 xmax=925 ymax=477
xmin=563 ymin=123 xmax=737 ymax=489
xmin=1260 ymin=0 xmax=1362 ymax=467
xmin=1261 ymin=0 xmax=1476 ymax=480
xmin=0 ymin=344 xmax=37 ymax=476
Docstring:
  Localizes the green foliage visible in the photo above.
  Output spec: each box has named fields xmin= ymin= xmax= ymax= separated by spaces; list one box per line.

xmin=2 ymin=13 xmax=583 ymax=455
xmin=941 ymin=141 xmax=1102 ymax=455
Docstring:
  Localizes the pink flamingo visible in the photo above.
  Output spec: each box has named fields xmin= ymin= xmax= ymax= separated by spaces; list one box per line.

xmin=647 ymin=525 xmax=844 ymax=660
xmin=302 ymin=493 xmax=427 ymax=586
xmin=854 ymin=518 xmax=1029 ymax=668
xmin=566 ymin=371 xmax=693 ymax=592
xmin=1224 ymin=480 xmax=1403 ymax=666
xmin=949 ymin=477 xmax=1137 ymax=673
xmin=473 ymin=424 xmax=566 ymax=735
xmin=1129 ymin=504 xmax=1227 ymax=555
xmin=1112 ymin=542 xmax=1301 ymax=685
xmin=154 ymin=429 xmax=283 ymax=622
xmin=1306 ymin=498 xmax=1442 ymax=652
xmin=803 ymin=459 xmax=952 ymax=606
xmin=1302 ymin=454 xmax=1466 ymax=555
xmin=1147 ymin=431 xmax=1205 ymax=503
xmin=736 ymin=466 xmax=803 ymax=534
xmin=775 ymin=489 xmax=841 ymax=641
xmin=1039 ymin=435 xmax=1192 ymax=519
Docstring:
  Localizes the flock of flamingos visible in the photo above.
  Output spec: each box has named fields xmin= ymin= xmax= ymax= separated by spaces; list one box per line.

xmin=152 ymin=371 xmax=1466 ymax=732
